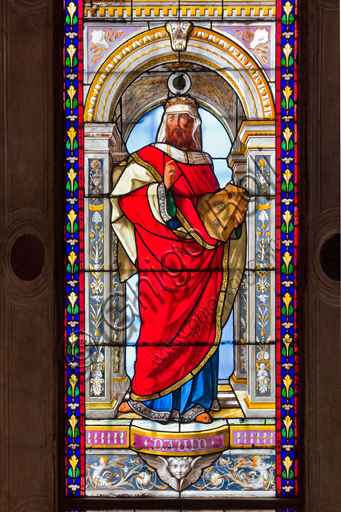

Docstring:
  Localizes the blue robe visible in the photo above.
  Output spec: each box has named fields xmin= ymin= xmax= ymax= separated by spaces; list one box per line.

xmin=128 ymin=351 xmax=219 ymax=423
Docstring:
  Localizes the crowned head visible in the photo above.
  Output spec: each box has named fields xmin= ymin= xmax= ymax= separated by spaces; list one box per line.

xmin=156 ymin=96 xmax=202 ymax=151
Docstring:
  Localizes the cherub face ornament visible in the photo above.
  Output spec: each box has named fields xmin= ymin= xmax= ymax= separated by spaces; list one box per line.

xmin=167 ymin=457 xmax=192 ymax=479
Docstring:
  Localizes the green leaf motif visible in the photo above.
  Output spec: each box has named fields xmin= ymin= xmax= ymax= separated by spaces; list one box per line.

xmin=281 ymin=97 xmax=294 ymax=110
xmin=282 ymin=180 xmax=294 ymax=193
xmin=66 ymin=180 xmax=78 ymax=192
xmin=281 ymin=55 xmax=294 ymax=68
xmin=67 ymin=303 xmax=79 ymax=315
xmin=67 ymin=344 xmax=80 ymax=357
xmin=67 ymin=384 xmax=80 ymax=396
xmin=281 ymin=304 xmax=294 ymax=317
xmin=66 ymin=139 xmax=79 ymax=150
xmin=281 ymin=467 xmax=294 ymax=480
xmin=65 ymin=55 xmax=77 ymax=69
xmin=66 ymin=221 xmax=78 ymax=234
xmin=282 ymin=222 xmax=294 ymax=234
xmin=281 ymin=13 xmax=294 ymax=25
xmin=66 ymin=13 xmax=78 ymax=26
xmin=281 ymin=263 xmax=294 ymax=275
xmin=67 ymin=465 xmax=80 ymax=478
xmin=281 ymin=139 xmax=294 ymax=152
xmin=66 ymin=97 xmax=78 ymax=109
xmin=67 ymin=262 xmax=79 ymax=273
xmin=69 ymin=304 xmax=79 ymax=315
xmin=67 ymin=426 xmax=80 ymax=438
xmin=282 ymin=426 xmax=294 ymax=439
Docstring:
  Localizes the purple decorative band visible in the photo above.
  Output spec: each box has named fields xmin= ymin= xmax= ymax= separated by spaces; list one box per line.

xmin=231 ymin=429 xmax=275 ymax=447
xmin=86 ymin=429 xmax=128 ymax=447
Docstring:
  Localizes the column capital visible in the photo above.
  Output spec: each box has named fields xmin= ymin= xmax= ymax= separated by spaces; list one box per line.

xmin=84 ymin=122 xmax=116 ymax=151
xmin=238 ymin=120 xmax=276 ymax=155
xmin=227 ymin=151 xmax=247 ymax=183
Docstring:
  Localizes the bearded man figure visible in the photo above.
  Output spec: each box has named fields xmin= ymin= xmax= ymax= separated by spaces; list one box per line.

xmin=110 ymin=96 xmax=246 ymax=424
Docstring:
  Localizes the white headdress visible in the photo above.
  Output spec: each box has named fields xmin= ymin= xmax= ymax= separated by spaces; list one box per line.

xmin=156 ymin=96 xmax=202 ymax=150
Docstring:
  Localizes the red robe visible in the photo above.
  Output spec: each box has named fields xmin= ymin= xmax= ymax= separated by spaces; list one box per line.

xmin=118 ymin=145 xmax=232 ymax=401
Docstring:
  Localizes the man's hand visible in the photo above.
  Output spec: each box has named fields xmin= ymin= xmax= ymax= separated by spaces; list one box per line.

xmin=164 ymin=160 xmax=178 ymax=190
xmin=234 ymin=210 xmax=246 ymax=228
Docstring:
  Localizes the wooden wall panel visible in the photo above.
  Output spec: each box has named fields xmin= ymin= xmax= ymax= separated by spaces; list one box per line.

xmin=0 ymin=1 xmax=55 ymax=512
xmin=9 ymin=300 xmax=48 ymax=510
xmin=7 ymin=7 xmax=47 ymax=214
xmin=303 ymin=1 xmax=341 ymax=511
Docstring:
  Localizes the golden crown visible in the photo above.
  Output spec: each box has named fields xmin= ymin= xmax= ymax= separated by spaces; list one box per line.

xmin=165 ymin=96 xmax=198 ymax=110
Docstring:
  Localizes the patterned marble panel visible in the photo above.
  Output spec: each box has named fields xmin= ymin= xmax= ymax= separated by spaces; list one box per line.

xmin=86 ymin=450 xmax=178 ymax=496
xmin=182 ymin=449 xmax=275 ymax=496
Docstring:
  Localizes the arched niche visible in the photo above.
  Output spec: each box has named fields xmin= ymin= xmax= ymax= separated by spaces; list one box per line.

xmin=114 ymin=63 xmax=244 ymax=144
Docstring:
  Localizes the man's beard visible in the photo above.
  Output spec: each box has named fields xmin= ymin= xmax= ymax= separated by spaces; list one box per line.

xmin=165 ymin=128 xmax=195 ymax=150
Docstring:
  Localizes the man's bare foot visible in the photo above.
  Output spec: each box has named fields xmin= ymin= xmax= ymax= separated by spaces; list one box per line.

xmin=118 ymin=402 xmax=132 ymax=413
xmin=195 ymin=412 xmax=212 ymax=424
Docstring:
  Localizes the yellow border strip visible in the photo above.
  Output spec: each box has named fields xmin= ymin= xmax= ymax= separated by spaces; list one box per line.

xmin=230 ymin=373 xmax=247 ymax=384
xmin=84 ymin=6 xmax=276 ymax=18
xmin=85 ymin=397 xmax=116 ymax=410
xmin=244 ymin=396 xmax=276 ymax=409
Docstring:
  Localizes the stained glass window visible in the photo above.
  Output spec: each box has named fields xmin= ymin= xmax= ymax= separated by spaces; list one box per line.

xmin=63 ymin=0 xmax=299 ymax=503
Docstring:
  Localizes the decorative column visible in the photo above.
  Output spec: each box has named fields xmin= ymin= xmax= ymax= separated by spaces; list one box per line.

xmin=237 ymin=121 xmax=276 ymax=418
xmin=84 ymin=122 xmax=129 ymax=418
xmin=228 ymin=147 xmax=248 ymax=390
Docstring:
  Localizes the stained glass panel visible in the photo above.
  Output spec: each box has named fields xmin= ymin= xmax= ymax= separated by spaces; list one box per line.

xmin=63 ymin=0 xmax=299 ymax=501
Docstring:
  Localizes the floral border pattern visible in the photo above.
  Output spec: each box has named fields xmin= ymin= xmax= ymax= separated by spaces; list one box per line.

xmin=276 ymin=0 xmax=298 ymax=498
xmin=64 ymin=0 xmax=85 ymax=496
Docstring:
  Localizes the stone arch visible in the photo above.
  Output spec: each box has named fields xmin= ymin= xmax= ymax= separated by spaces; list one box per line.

xmin=84 ymin=25 xmax=275 ymax=124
